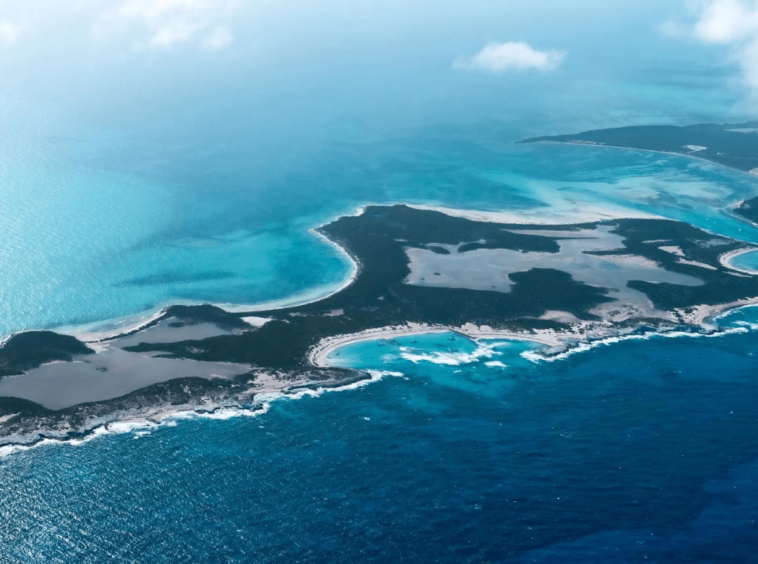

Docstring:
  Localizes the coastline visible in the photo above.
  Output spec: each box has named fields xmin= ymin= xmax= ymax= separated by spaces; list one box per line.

xmin=719 ymin=247 xmax=758 ymax=275
xmin=48 ymin=199 xmax=654 ymax=346
xmin=0 ymin=368 xmax=403 ymax=457
xmin=405 ymin=203 xmax=660 ymax=226
xmin=524 ymin=139 xmax=757 ymax=179
xmin=307 ymin=323 xmax=565 ymax=368
xmin=3 ymin=201 xmax=758 ymax=451
xmin=210 ymin=227 xmax=361 ymax=315
xmin=3 ymin=300 xmax=758 ymax=453
xmin=308 ymin=291 xmax=758 ymax=369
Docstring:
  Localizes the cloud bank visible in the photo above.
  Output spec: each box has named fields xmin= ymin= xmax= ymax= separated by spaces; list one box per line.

xmin=99 ymin=0 xmax=238 ymax=50
xmin=684 ymin=0 xmax=758 ymax=105
xmin=0 ymin=20 xmax=22 ymax=46
xmin=693 ymin=0 xmax=758 ymax=43
xmin=453 ymin=42 xmax=567 ymax=73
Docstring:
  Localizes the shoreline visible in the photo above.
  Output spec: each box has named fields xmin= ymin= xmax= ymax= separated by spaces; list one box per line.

xmin=307 ymin=323 xmax=565 ymax=368
xmin=0 ymin=368 xmax=403 ymax=456
xmin=14 ymin=200 xmax=654 ymax=346
xmin=524 ymin=139 xmax=758 ymax=180
xmin=308 ymin=294 xmax=758 ymax=369
xmin=2 ymin=201 xmax=758 ymax=451
xmin=719 ymin=248 xmax=758 ymax=275
xmin=2 ymin=301 xmax=758 ymax=453
xmin=209 ymin=227 xmax=361 ymax=315
xmin=3 ymin=300 xmax=758 ymax=454
xmin=405 ymin=203 xmax=660 ymax=226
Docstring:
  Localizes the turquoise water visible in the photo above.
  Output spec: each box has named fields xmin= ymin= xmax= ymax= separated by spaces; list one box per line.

xmin=731 ymin=248 xmax=758 ymax=274
xmin=3 ymin=135 xmax=758 ymax=337
xmin=4 ymin=1 xmax=758 ymax=561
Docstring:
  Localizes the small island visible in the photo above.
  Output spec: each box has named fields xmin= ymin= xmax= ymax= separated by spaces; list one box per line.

xmin=0 ymin=204 xmax=757 ymax=446
xmin=520 ymin=121 xmax=758 ymax=173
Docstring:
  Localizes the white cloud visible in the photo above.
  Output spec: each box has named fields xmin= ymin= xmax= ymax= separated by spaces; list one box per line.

xmin=148 ymin=20 xmax=201 ymax=48
xmin=684 ymin=1 xmax=758 ymax=105
xmin=693 ymin=0 xmax=758 ymax=43
xmin=0 ymin=20 xmax=23 ymax=46
xmin=453 ymin=42 xmax=567 ymax=73
xmin=100 ymin=0 xmax=238 ymax=50
xmin=203 ymin=25 xmax=233 ymax=50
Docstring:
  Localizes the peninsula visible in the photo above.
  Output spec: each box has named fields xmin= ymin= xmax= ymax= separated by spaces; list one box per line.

xmin=520 ymin=121 xmax=758 ymax=173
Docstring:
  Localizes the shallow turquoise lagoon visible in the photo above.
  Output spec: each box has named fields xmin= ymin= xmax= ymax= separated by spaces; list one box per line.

xmin=3 ymin=309 xmax=758 ymax=562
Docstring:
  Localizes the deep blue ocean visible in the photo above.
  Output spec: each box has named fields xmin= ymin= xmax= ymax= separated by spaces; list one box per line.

xmin=3 ymin=1 xmax=758 ymax=561
xmin=3 ymin=308 xmax=758 ymax=563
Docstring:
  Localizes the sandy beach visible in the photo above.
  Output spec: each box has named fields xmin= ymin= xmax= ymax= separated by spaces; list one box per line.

xmin=719 ymin=248 xmax=758 ymax=275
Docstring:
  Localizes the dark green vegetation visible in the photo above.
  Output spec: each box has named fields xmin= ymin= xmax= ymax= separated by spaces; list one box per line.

xmin=610 ymin=218 xmax=755 ymax=310
xmin=125 ymin=205 xmax=755 ymax=368
xmin=124 ymin=206 xmax=608 ymax=368
xmin=521 ymin=121 xmax=758 ymax=172
xmin=0 ymin=332 xmax=93 ymax=377
xmin=736 ymin=197 xmax=758 ymax=225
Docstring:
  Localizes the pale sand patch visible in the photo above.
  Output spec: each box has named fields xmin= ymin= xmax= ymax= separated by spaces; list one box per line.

xmin=660 ymin=245 xmax=685 ymax=257
xmin=539 ymin=310 xmax=582 ymax=324
xmin=0 ymin=413 xmax=19 ymax=425
xmin=240 ymin=316 xmax=271 ymax=327
xmin=0 ymin=349 xmax=252 ymax=411
xmin=676 ymin=296 xmax=758 ymax=325
xmin=113 ymin=319 xmax=237 ymax=348
xmin=406 ymin=203 xmax=658 ymax=226
xmin=678 ymin=258 xmax=718 ymax=271
xmin=404 ymin=224 xmax=702 ymax=323
xmin=64 ymin=308 xmax=168 ymax=343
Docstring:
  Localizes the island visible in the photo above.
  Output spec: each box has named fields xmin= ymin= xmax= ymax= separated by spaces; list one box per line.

xmin=520 ymin=121 xmax=758 ymax=173
xmin=1 ymin=204 xmax=757 ymax=446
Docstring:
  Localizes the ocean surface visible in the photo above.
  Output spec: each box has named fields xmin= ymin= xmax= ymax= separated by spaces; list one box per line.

xmin=2 ymin=308 xmax=758 ymax=562
xmin=3 ymin=1 xmax=758 ymax=561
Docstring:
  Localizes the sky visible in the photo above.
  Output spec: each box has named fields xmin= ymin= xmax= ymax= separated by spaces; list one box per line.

xmin=0 ymin=1 xmax=748 ymax=108
xmin=0 ymin=0 xmax=753 ymax=173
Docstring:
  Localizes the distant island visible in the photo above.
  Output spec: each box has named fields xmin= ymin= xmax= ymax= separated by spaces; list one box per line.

xmin=520 ymin=121 xmax=758 ymax=173
xmin=520 ymin=121 xmax=758 ymax=230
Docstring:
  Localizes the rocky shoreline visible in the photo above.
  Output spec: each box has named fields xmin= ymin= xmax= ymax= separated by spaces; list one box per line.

xmin=1 ymin=204 xmax=757 ymax=448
